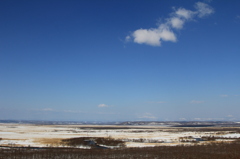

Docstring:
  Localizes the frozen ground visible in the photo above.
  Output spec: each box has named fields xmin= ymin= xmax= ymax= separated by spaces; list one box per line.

xmin=0 ymin=123 xmax=240 ymax=148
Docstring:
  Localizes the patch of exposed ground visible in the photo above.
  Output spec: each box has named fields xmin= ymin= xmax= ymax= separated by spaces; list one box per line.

xmin=34 ymin=138 xmax=63 ymax=147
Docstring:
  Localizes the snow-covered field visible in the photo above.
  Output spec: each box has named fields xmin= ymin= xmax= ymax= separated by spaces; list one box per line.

xmin=0 ymin=123 xmax=239 ymax=148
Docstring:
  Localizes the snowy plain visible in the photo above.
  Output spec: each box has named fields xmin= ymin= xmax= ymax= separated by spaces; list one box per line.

xmin=0 ymin=123 xmax=240 ymax=148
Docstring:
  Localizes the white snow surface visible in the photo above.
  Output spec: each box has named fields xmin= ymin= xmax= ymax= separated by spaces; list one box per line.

xmin=221 ymin=134 xmax=240 ymax=138
xmin=0 ymin=124 xmax=240 ymax=148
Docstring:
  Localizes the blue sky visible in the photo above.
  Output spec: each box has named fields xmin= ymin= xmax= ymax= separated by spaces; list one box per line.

xmin=0 ymin=0 xmax=240 ymax=121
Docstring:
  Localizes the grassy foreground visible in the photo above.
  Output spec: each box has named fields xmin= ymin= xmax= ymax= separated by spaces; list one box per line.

xmin=1 ymin=140 xmax=240 ymax=159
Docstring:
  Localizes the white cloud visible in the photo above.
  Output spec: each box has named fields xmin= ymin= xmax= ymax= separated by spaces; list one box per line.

xmin=190 ymin=100 xmax=205 ymax=104
xmin=220 ymin=94 xmax=228 ymax=97
xmin=132 ymin=29 xmax=162 ymax=46
xmin=126 ymin=1 xmax=214 ymax=47
xmin=194 ymin=118 xmax=201 ymax=120
xmin=179 ymin=118 xmax=187 ymax=121
xmin=132 ymin=25 xmax=176 ymax=46
xmin=194 ymin=117 xmax=224 ymax=121
xmin=169 ymin=17 xmax=184 ymax=29
xmin=42 ymin=108 xmax=54 ymax=111
xmin=138 ymin=113 xmax=157 ymax=119
xmin=40 ymin=108 xmax=85 ymax=113
xmin=156 ymin=101 xmax=166 ymax=104
xmin=63 ymin=110 xmax=83 ymax=113
xmin=125 ymin=35 xmax=131 ymax=41
xmin=158 ymin=25 xmax=177 ymax=41
xmin=98 ymin=104 xmax=108 ymax=108
xmin=148 ymin=101 xmax=166 ymax=104
xmin=175 ymin=8 xmax=194 ymax=19
xmin=204 ymin=0 xmax=212 ymax=3
xmin=195 ymin=2 xmax=214 ymax=18
xmin=96 ymin=112 xmax=117 ymax=115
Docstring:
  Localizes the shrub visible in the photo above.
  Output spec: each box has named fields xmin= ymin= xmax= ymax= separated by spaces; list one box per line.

xmin=61 ymin=137 xmax=125 ymax=147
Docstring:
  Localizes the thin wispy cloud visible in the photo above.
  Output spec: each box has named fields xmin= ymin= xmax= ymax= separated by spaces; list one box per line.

xmin=190 ymin=100 xmax=205 ymax=104
xmin=126 ymin=1 xmax=214 ymax=46
xmin=63 ymin=110 xmax=84 ymax=113
xmin=138 ymin=113 xmax=157 ymax=119
xmin=38 ymin=108 xmax=84 ymax=113
xmin=179 ymin=118 xmax=187 ymax=121
xmin=195 ymin=2 xmax=214 ymax=18
xmin=96 ymin=112 xmax=117 ymax=115
xmin=203 ymin=0 xmax=212 ymax=3
xmin=220 ymin=94 xmax=240 ymax=97
xmin=220 ymin=94 xmax=228 ymax=98
xmin=147 ymin=101 xmax=166 ymax=104
xmin=42 ymin=108 xmax=54 ymax=111
xmin=193 ymin=117 xmax=225 ymax=121
xmin=98 ymin=104 xmax=109 ymax=108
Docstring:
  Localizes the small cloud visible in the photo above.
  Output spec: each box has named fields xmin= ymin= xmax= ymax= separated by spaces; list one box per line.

xmin=42 ymin=108 xmax=54 ymax=111
xmin=237 ymin=15 xmax=240 ymax=19
xmin=190 ymin=100 xmax=205 ymax=104
xmin=98 ymin=104 xmax=108 ymax=108
xmin=138 ymin=113 xmax=157 ymax=119
xmin=156 ymin=101 xmax=167 ymax=104
xmin=203 ymin=0 xmax=213 ymax=3
xmin=179 ymin=118 xmax=187 ymax=121
xmin=63 ymin=110 xmax=84 ymax=113
xmin=125 ymin=35 xmax=131 ymax=42
xmin=220 ymin=94 xmax=228 ymax=97
xmin=96 ymin=112 xmax=117 ymax=115
xmin=169 ymin=17 xmax=185 ymax=29
xmin=148 ymin=101 xmax=166 ymax=104
xmin=131 ymin=25 xmax=176 ymax=46
xmin=194 ymin=118 xmax=202 ymax=120
xmin=195 ymin=2 xmax=214 ymax=18
xmin=193 ymin=117 xmax=225 ymax=121
xmin=175 ymin=8 xmax=195 ymax=20
xmin=227 ymin=115 xmax=233 ymax=118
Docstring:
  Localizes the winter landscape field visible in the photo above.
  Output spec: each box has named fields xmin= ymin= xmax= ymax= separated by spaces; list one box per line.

xmin=1 ymin=121 xmax=240 ymax=158
xmin=1 ymin=121 xmax=240 ymax=148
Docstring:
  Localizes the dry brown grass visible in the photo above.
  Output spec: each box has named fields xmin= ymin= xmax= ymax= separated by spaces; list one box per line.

xmin=34 ymin=138 xmax=63 ymax=147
